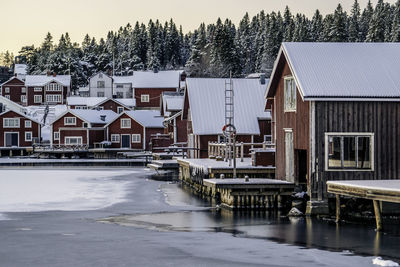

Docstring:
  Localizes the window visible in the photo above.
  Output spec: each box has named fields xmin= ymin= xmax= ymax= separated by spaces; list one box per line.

xmin=46 ymin=83 xmax=62 ymax=91
xmin=21 ymin=87 xmax=26 ymax=93
xmin=25 ymin=120 xmax=32 ymax=128
xmin=64 ymin=117 xmax=76 ymax=125
xmin=34 ymin=87 xmax=42 ymax=92
xmin=121 ymin=119 xmax=131 ymax=128
xmin=75 ymin=106 xmax=88 ymax=110
xmin=34 ymin=95 xmax=42 ymax=104
xmin=5 ymin=95 xmax=10 ymax=99
xmin=65 ymin=137 xmax=82 ymax=145
xmin=46 ymin=94 xmax=62 ymax=103
xmin=116 ymin=92 xmax=124 ymax=98
xmin=117 ymin=107 xmax=124 ymax=114
xmin=111 ymin=134 xmax=120 ymax=143
xmin=3 ymin=118 xmax=20 ymax=128
xmin=25 ymin=131 xmax=32 ymax=141
xmin=284 ymin=77 xmax=296 ymax=112
xmin=54 ymin=132 xmax=60 ymax=140
xmin=116 ymin=84 xmax=123 ymax=88
xmin=83 ymin=122 xmax=88 ymax=128
xmin=97 ymin=81 xmax=105 ymax=88
xmin=21 ymin=95 xmax=27 ymax=103
xmin=264 ymin=135 xmax=272 ymax=143
xmin=132 ymin=134 xmax=141 ymax=143
xmin=4 ymin=87 xmax=10 ymax=93
xmin=325 ymin=133 xmax=374 ymax=171
xmin=141 ymin=94 xmax=150 ymax=103
xmin=97 ymin=92 xmax=105 ymax=97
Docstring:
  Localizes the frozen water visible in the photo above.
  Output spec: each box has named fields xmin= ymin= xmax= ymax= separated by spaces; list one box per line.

xmin=0 ymin=170 xmax=136 ymax=214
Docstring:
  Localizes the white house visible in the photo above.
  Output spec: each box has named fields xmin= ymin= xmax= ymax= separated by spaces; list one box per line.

xmin=89 ymin=72 xmax=113 ymax=98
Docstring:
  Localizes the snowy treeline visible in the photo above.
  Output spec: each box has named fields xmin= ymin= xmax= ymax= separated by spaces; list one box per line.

xmin=9 ymin=0 xmax=400 ymax=89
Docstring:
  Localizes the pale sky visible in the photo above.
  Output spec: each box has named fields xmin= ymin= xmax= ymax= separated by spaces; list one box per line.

xmin=1 ymin=0 xmax=396 ymax=54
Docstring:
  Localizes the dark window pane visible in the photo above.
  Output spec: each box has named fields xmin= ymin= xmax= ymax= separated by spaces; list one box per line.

xmin=358 ymin=137 xmax=371 ymax=169
xmin=343 ymin=137 xmax=356 ymax=168
xmin=328 ymin=136 xmax=341 ymax=168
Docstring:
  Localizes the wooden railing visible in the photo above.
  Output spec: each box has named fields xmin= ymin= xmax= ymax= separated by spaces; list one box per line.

xmin=34 ymin=144 xmax=89 ymax=152
xmin=208 ymin=142 xmax=275 ymax=162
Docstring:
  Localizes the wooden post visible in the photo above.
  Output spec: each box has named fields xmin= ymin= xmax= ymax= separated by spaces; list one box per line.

xmin=373 ymin=200 xmax=383 ymax=231
xmin=240 ymin=142 xmax=244 ymax=162
xmin=335 ymin=195 xmax=340 ymax=223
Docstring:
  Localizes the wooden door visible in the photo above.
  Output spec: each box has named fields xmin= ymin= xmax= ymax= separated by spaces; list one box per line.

xmin=285 ymin=130 xmax=294 ymax=183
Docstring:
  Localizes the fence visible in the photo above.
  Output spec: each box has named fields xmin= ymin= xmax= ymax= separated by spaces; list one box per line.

xmin=208 ymin=142 xmax=275 ymax=162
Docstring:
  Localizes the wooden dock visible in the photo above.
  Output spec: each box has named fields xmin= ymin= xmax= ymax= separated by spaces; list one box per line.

xmin=203 ymin=178 xmax=295 ymax=210
xmin=327 ymin=180 xmax=400 ymax=231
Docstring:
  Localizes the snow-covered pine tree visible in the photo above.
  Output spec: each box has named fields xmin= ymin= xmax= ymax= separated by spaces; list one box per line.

xmin=366 ymin=0 xmax=386 ymax=42
xmin=392 ymin=0 xmax=400 ymax=41
xmin=348 ymin=0 xmax=362 ymax=42
xmin=310 ymin=9 xmax=324 ymax=41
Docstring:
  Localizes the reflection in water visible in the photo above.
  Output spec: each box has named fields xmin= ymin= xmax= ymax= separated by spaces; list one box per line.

xmin=109 ymin=177 xmax=400 ymax=261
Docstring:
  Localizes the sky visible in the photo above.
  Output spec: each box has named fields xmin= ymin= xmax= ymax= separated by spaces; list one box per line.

xmin=0 ymin=0 xmax=397 ymax=54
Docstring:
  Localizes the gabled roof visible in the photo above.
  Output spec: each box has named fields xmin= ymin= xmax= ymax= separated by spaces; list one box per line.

xmin=186 ymin=78 xmax=269 ymax=135
xmin=25 ymin=75 xmax=71 ymax=87
xmin=113 ymin=98 xmax=136 ymax=107
xmin=112 ymin=75 xmax=134 ymax=84
xmin=67 ymin=97 xmax=107 ymax=107
xmin=0 ymin=76 xmax=25 ymax=86
xmin=161 ymin=93 xmax=184 ymax=116
xmin=266 ymin=42 xmax=400 ymax=100
xmin=104 ymin=110 xmax=164 ymax=129
xmin=125 ymin=110 xmax=164 ymax=128
xmin=132 ymin=70 xmax=181 ymax=88
xmin=95 ymin=98 xmax=133 ymax=110
xmin=0 ymin=109 xmax=42 ymax=125
xmin=52 ymin=109 xmax=118 ymax=125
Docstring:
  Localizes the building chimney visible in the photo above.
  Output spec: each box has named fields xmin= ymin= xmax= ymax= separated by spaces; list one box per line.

xmin=53 ymin=72 xmax=57 ymax=77
xmin=100 ymin=115 xmax=106 ymax=121
xmin=260 ymin=74 xmax=266 ymax=85
xmin=47 ymin=71 xmax=51 ymax=76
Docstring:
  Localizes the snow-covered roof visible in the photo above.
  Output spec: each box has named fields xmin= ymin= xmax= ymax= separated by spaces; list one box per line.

xmin=114 ymin=98 xmax=136 ymax=107
xmin=69 ymin=109 xmax=118 ymax=124
xmin=162 ymin=93 xmax=184 ymax=115
xmin=78 ymin=86 xmax=89 ymax=92
xmin=0 ymin=95 xmax=27 ymax=114
xmin=267 ymin=42 xmax=400 ymax=100
xmin=186 ymin=78 xmax=269 ymax=135
xmin=112 ymin=75 xmax=134 ymax=84
xmin=67 ymin=97 xmax=107 ymax=107
xmin=14 ymin=64 xmax=27 ymax=75
xmin=0 ymin=108 xmax=41 ymax=125
xmin=125 ymin=110 xmax=164 ymax=128
xmin=25 ymin=75 xmax=71 ymax=87
xmin=132 ymin=70 xmax=181 ymax=88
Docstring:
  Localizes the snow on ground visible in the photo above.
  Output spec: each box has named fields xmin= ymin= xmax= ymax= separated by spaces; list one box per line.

xmin=0 ymin=170 xmax=137 ymax=216
xmin=373 ymin=257 xmax=399 ymax=267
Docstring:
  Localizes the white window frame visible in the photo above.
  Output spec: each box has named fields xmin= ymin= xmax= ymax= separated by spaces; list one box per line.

xmin=111 ymin=134 xmax=120 ymax=143
xmin=117 ymin=107 xmax=124 ymax=114
xmin=25 ymin=131 xmax=32 ymax=141
xmin=324 ymin=132 xmax=374 ymax=172
xmin=25 ymin=120 xmax=32 ymax=128
xmin=121 ymin=118 xmax=131 ymax=129
xmin=141 ymin=94 xmax=150 ymax=103
xmin=65 ymin=136 xmax=83 ymax=145
xmin=46 ymin=83 xmax=62 ymax=92
xmin=34 ymin=87 xmax=42 ymax=92
xmin=132 ymin=134 xmax=141 ymax=143
xmin=46 ymin=94 xmax=62 ymax=103
xmin=21 ymin=87 xmax=26 ymax=93
xmin=4 ymin=87 xmax=10 ymax=93
xmin=34 ymin=95 xmax=42 ymax=104
xmin=64 ymin=117 xmax=76 ymax=126
xmin=97 ymin=92 xmax=105 ymax=97
xmin=264 ymin=135 xmax=272 ymax=144
xmin=21 ymin=95 xmax=27 ymax=103
xmin=3 ymin=118 xmax=20 ymax=128
xmin=5 ymin=95 xmax=10 ymax=99
xmin=97 ymin=81 xmax=105 ymax=88
xmin=284 ymin=76 xmax=296 ymax=112
xmin=54 ymin=131 xmax=60 ymax=141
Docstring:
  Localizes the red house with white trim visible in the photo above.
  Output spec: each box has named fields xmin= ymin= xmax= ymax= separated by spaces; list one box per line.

xmin=0 ymin=77 xmax=26 ymax=105
xmin=105 ymin=110 xmax=164 ymax=150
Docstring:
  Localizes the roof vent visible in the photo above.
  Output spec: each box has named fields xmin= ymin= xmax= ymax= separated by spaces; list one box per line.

xmin=260 ymin=74 xmax=266 ymax=85
xmin=100 ymin=115 xmax=106 ymax=121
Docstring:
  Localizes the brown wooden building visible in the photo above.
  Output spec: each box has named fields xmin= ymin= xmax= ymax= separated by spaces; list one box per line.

xmin=51 ymin=109 xmax=118 ymax=147
xmin=25 ymin=74 xmax=70 ymax=106
xmin=160 ymin=92 xmax=187 ymax=144
xmin=266 ymin=42 xmax=400 ymax=214
xmin=0 ymin=109 xmax=41 ymax=148
xmin=0 ymin=77 xmax=26 ymax=106
xmin=105 ymin=110 xmax=164 ymax=150
xmin=183 ymin=78 xmax=271 ymax=158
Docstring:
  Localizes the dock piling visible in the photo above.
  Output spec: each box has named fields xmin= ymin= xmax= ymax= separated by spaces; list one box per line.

xmin=373 ymin=200 xmax=383 ymax=231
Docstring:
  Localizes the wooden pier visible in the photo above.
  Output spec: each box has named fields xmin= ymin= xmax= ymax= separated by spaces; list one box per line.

xmin=327 ymin=180 xmax=400 ymax=231
xmin=203 ymin=178 xmax=295 ymax=210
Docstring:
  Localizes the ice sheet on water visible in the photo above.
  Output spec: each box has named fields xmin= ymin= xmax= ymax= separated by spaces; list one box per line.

xmin=0 ymin=170 xmax=136 ymax=214
xmin=373 ymin=257 xmax=399 ymax=267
